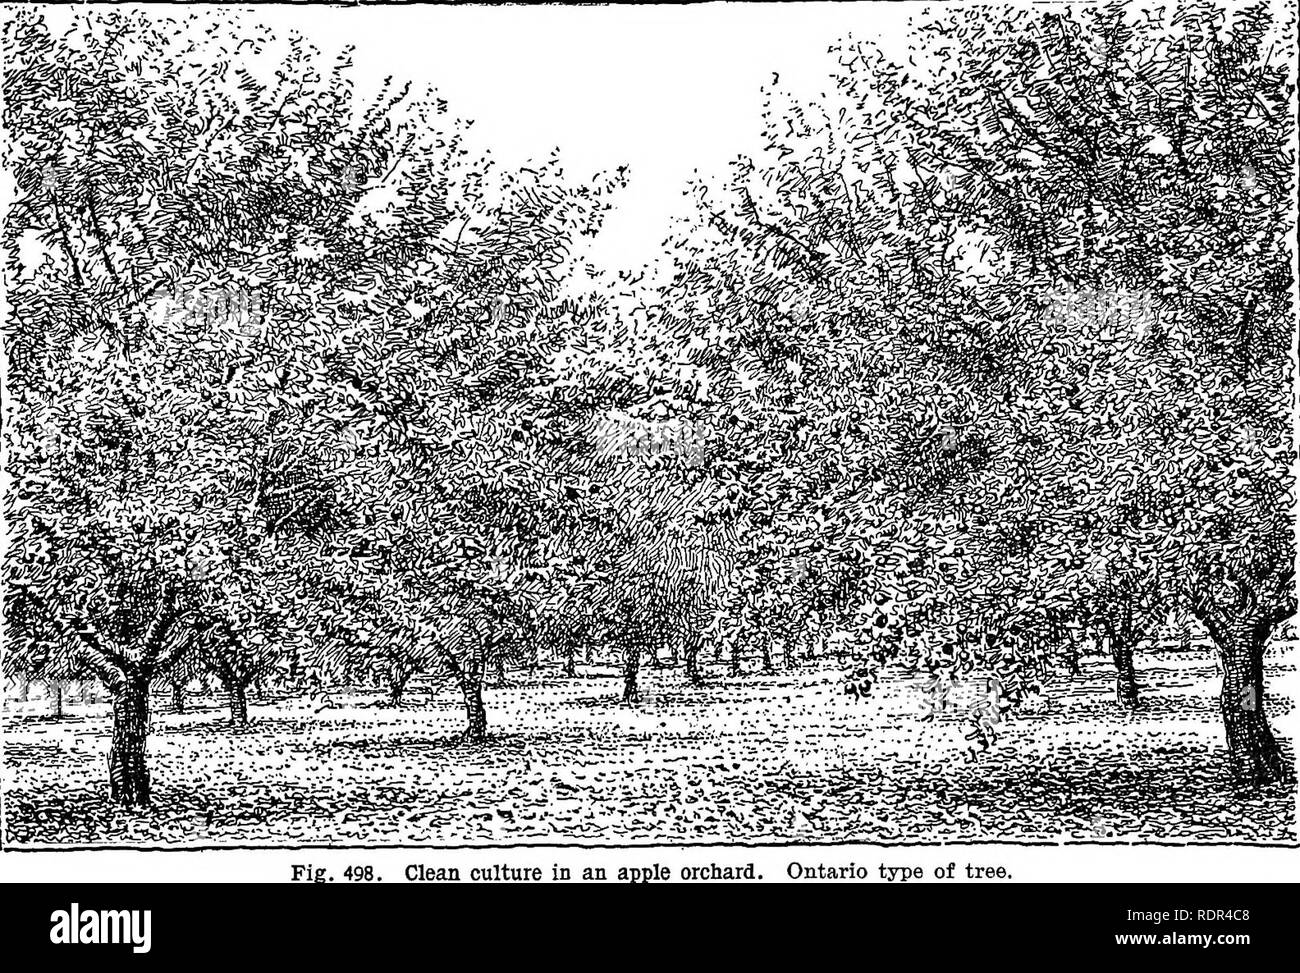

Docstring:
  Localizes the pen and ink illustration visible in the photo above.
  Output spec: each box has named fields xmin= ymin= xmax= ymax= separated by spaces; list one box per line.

xmin=1 ymin=1 xmax=1296 ymax=847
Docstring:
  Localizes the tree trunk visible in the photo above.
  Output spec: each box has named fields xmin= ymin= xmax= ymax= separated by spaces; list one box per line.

xmin=1216 ymin=618 xmax=1286 ymax=786
xmin=51 ymin=679 xmax=64 ymax=719
xmin=19 ymin=676 xmax=29 ymax=702
xmin=387 ymin=665 xmax=410 ymax=707
xmin=171 ymin=679 xmax=186 ymax=714
xmin=109 ymin=675 xmax=151 ymax=808
xmin=622 ymin=642 xmax=641 ymax=703
xmin=729 ymin=642 xmax=741 ymax=676
xmin=228 ymin=680 xmax=248 ymax=725
xmin=1111 ymin=639 xmax=1139 ymax=708
xmin=684 ymin=639 xmax=704 ymax=687
xmin=459 ymin=674 xmax=487 ymax=743
xmin=494 ymin=655 xmax=507 ymax=686
xmin=760 ymin=639 xmax=773 ymax=674
xmin=563 ymin=643 xmax=577 ymax=678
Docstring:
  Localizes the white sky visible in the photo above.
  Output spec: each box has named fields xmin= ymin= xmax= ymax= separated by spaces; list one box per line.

xmin=237 ymin=2 xmax=919 ymax=276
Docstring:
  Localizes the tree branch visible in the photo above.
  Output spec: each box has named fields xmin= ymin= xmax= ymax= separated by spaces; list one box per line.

xmin=13 ymin=584 xmax=126 ymax=681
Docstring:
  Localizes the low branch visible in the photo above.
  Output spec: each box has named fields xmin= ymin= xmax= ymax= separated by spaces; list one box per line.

xmin=14 ymin=584 xmax=125 ymax=681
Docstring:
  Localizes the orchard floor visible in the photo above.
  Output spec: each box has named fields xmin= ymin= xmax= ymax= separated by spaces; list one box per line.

xmin=2 ymin=647 xmax=1296 ymax=846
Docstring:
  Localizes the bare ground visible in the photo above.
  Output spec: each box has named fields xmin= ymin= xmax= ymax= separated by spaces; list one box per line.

xmin=2 ymin=647 xmax=1295 ymax=846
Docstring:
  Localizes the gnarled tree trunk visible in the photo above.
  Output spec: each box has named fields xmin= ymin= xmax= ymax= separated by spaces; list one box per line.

xmin=109 ymin=674 xmax=151 ymax=808
xmin=459 ymin=672 xmax=487 ymax=743
xmin=29 ymin=581 xmax=189 ymax=809
xmin=227 ymin=679 xmax=248 ymax=725
xmin=1193 ymin=589 xmax=1291 ymax=789
xmin=1102 ymin=607 xmax=1140 ymax=708
xmin=1217 ymin=617 xmax=1285 ymax=786
xmin=683 ymin=638 xmax=704 ymax=687
xmin=622 ymin=642 xmax=641 ymax=703
xmin=1111 ymin=639 xmax=1139 ymax=709
xmin=387 ymin=665 xmax=410 ymax=707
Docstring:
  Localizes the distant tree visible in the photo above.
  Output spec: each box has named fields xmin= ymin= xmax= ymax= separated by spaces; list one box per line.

xmin=158 ymin=651 xmax=203 ymax=715
xmin=1 ymin=592 xmax=94 ymax=718
xmin=308 ymin=568 xmax=454 ymax=708
xmin=194 ymin=562 xmax=298 ymax=725
xmin=298 ymin=140 xmax=626 ymax=738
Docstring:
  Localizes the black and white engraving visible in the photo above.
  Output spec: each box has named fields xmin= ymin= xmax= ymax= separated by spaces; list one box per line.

xmin=1 ymin=0 xmax=1296 ymax=848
